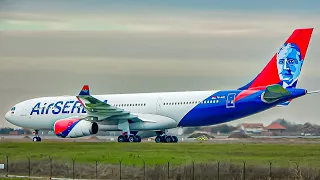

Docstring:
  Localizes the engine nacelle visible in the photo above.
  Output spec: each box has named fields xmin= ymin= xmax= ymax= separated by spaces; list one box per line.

xmin=54 ymin=118 xmax=98 ymax=138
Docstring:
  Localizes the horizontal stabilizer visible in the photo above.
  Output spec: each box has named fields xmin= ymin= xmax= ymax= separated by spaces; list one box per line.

xmin=263 ymin=84 xmax=291 ymax=103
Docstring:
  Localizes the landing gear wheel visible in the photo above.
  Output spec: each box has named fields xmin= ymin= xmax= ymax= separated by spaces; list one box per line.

xmin=32 ymin=130 xmax=41 ymax=142
xmin=118 ymin=135 xmax=125 ymax=142
xmin=155 ymin=136 xmax=162 ymax=143
xmin=135 ymin=135 xmax=141 ymax=142
xmin=165 ymin=136 xmax=172 ymax=143
xmin=172 ymin=136 xmax=178 ymax=143
xmin=128 ymin=135 xmax=135 ymax=142
xmin=161 ymin=135 xmax=167 ymax=142
xmin=32 ymin=137 xmax=41 ymax=142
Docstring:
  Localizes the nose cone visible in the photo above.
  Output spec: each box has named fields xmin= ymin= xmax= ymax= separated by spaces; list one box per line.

xmin=5 ymin=111 xmax=12 ymax=123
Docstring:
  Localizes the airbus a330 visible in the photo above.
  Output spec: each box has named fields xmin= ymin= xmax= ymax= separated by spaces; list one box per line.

xmin=5 ymin=28 xmax=318 ymax=143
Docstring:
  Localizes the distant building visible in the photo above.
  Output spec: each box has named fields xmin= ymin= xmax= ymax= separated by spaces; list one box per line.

xmin=240 ymin=123 xmax=264 ymax=134
xmin=9 ymin=131 xmax=19 ymax=135
xmin=265 ymin=122 xmax=286 ymax=136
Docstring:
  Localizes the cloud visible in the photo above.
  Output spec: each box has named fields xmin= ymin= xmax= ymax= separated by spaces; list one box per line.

xmin=0 ymin=12 xmax=66 ymax=22
xmin=1 ymin=10 xmax=319 ymax=36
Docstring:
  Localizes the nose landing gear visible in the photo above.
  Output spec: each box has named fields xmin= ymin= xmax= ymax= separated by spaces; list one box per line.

xmin=32 ymin=130 xmax=42 ymax=142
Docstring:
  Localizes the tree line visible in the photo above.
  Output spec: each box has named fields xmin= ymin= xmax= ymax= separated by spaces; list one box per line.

xmin=182 ymin=119 xmax=320 ymax=135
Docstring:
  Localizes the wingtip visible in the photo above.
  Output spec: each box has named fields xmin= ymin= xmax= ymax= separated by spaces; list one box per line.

xmin=82 ymin=85 xmax=89 ymax=90
xmin=79 ymin=85 xmax=90 ymax=95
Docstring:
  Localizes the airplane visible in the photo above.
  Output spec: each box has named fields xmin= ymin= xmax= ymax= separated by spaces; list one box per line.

xmin=4 ymin=28 xmax=319 ymax=143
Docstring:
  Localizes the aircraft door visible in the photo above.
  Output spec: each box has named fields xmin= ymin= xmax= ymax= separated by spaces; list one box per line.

xmin=226 ymin=93 xmax=236 ymax=108
xmin=21 ymin=107 xmax=27 ymax=116
xmin=156 ymin=97 xmax=162 ymax=114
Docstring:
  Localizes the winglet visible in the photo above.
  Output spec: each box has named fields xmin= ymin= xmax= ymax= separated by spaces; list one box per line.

xmin=79 ymin=85 xmax=90 ymax=96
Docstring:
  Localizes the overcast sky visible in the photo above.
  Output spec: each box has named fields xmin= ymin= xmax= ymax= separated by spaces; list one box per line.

xmin=1 ymin=0 xmax=320 ymax=128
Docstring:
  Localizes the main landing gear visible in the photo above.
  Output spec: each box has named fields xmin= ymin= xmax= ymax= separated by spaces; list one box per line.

xmin=155 ymin=131 xmax=178 ymax=143
xmin=117 ymin=120 xmax=141 ymax=143
xmin=155 ymin=135 xmax=178 ymax=143
xmin=117 ymin=134 xmax=142 ymax=143
xmin=32 ymin=130 xmax=42 ymax=142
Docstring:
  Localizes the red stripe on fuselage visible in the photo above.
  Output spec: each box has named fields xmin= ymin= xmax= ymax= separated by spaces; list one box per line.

xmin=235 ymin=89 xmax=260 ymax=102
xmin=76 ymin=96 xmax=84 ymax=106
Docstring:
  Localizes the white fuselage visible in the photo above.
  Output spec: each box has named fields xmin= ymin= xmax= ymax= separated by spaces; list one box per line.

xmin=6 ymin=90 xmax=219 ymax=131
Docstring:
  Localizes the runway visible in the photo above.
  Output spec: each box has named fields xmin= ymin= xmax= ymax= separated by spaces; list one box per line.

xmin=1 ymin=135 xmax=320 ymax=144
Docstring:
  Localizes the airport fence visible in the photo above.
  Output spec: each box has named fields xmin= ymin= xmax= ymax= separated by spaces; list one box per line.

xmin=1 ymin=155 xmax=320 ymax=180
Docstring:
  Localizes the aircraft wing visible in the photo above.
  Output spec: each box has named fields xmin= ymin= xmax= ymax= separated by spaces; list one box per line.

xmin=76 ymin=85 xmax=145 ymax=122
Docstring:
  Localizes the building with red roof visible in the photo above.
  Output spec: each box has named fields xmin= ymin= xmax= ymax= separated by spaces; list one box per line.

xmin=265 ymin=122 xmax=286 ymax=136
xmin=240 ymin=123 xmax=264 ymax=134
xmin=239 ymin=122 xmax=287 ymax=136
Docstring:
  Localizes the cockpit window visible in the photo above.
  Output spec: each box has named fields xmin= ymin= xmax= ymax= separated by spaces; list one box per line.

xmin=11 ymin=107 xmax=16 ymax=111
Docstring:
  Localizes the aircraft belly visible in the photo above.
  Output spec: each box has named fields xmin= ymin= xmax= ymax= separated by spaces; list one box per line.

xmin=98 ymin=119 xmax=177 ymax=131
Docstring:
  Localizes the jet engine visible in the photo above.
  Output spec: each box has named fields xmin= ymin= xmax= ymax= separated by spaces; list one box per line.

xmin=53 ymin=118 xmax=98 ymax=138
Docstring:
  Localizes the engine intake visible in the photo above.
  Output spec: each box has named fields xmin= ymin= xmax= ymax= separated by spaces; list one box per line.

xmin=54 ymin=118 xmax=98 ymax=138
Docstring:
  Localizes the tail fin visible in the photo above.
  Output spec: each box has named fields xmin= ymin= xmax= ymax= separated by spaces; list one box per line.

xmin=238 ymin=28 xmax=314 ymax=90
